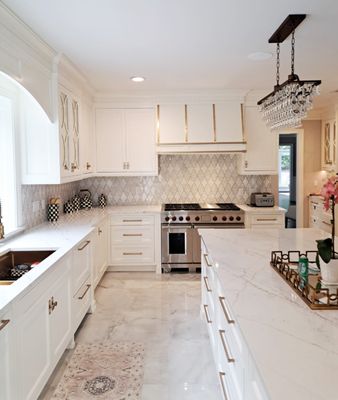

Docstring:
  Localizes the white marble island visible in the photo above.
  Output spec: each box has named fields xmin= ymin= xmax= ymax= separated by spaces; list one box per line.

xmin=199 ymin=227 xmax=338 ymax=400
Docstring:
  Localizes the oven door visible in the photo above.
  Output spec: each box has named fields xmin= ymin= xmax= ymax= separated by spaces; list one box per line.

xmin=161 ymin=224 xmax=194 ymax=264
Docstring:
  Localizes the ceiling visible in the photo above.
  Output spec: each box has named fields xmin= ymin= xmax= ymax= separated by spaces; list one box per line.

xmin=2 ymin=0 xmax=338 ymax=103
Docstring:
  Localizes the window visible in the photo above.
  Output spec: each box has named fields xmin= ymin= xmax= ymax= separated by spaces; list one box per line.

xmin=0 ymin=81 xmax=20 ymax=235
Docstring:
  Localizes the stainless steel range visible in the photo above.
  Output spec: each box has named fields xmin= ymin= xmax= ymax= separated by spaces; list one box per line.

xmin=161 ymin=203 xmax=244 ymax=272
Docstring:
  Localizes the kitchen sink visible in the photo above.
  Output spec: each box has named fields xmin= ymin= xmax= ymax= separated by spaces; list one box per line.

xmin=0 ymin=250 xmax=55 ymax=285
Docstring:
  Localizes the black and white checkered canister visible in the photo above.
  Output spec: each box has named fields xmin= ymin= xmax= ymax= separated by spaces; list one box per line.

xmin=47 ymin=204 xmax=59 ymax=222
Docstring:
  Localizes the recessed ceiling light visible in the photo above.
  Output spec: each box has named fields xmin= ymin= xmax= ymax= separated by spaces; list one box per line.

xmin=248 ymin=52 xmax=272 ymax=61
xmin=130 ymin=76 xmax=145 ymax=82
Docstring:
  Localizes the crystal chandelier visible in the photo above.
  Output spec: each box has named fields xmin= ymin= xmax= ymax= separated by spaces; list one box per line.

xmin=257 ymin=15 xmax=321 ymax=131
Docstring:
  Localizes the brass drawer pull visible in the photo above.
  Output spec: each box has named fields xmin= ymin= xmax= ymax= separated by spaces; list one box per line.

xmin=219 ymin=297 xmax=235 ymax=324
xmin=78 ymin=240 xmax=90 ymax=251
xmin=0 ymin=319 xmax=10 ymax=331
xmin=123 ymin=233 xmax=143 ymax=237
xmin=203 ymin=276 xmax=212 ymax=292
xmin=219 ymin=330 xmax=235 ymax=363
xmin=204 ymin=254 xmax=212 ymax=267
xmin=219 ymin=372 xmax=230 ymax=400
xmin=122 ymin=219 xmax=142 ymax=222
xmin=203 ymin=304 xmax=212 ymax=324
xmin=256 ymin=218 xmax=277 ymax=222
xmin=123 ymin=252 xmax=143 ymax=256
xmin=78 ymin=284 xmax=91 ymax=300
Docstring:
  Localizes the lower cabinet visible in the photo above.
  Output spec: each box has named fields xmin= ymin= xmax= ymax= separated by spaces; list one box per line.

xmin=308 ymin=195 xmax=333 ymax=234
xmin=201 ymin=240 xmax=269 ymax=400
xmin=244 ymin=209 xmax=285 ymax=229
xmin=109 ymin=213 xmax=160 ymax=272
xmin=14 ymin=256 xmax=71 ymax=400
xmin=0 ymin=308 xmax=14 ymax=400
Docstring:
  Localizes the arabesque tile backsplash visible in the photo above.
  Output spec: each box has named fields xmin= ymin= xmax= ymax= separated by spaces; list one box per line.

xmin=22 ymin=154 xmax=273 ymax=229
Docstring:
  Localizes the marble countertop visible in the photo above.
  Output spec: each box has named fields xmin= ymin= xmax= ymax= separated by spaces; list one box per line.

xmin=199 ymin=228 xmax=338 ymax=400
xmin=0 ymin=205 xmax=161 ymax=312
xmin=238 ymin=204 xmax=286 ymax=213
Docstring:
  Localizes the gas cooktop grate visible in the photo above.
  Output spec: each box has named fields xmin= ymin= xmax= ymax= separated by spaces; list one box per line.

xmin=164 ymin=203 xmax=202 ymax=211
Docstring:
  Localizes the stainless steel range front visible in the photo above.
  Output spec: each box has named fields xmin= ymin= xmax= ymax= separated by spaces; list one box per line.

xmin=161 ymin=203 xmax=244 ymax=272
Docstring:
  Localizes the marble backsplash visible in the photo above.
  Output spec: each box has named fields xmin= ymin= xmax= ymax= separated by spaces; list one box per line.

xmin=79 ymin=154 xmax=272 ymax=205
xmin=21 ymin=154 xmax=273 ymax=229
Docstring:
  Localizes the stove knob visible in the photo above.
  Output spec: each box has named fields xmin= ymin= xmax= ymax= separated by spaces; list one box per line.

xmin=165 ymin=216 xmax=170 ymax=222
xmin=222 ymin=216 xmax=227 ymax=221
xmin=229 ymin=216 xmax=234 ymax=221
xmin=179 ymin=216 xmax=184 ymax=221
xmin=172 ymin=216 xmax=177 ymax=222
xmin=236 ymin=216 xmax=241 ymax=221
xmin=195 ymin=216 xmax=200 ymax=222
xmin=213 ymin=216 xmax=218 ymax=221
xmin=186 ymin=216 xmax=191 ymax=221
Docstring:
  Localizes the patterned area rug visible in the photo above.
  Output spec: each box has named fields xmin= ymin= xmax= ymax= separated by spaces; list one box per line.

xmin=51 ymin=342 xmax=145 ymax=399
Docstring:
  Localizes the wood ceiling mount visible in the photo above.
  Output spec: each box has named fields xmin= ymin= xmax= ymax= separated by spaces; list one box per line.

xmin=269 ymin=14 xmax=306 ymax=43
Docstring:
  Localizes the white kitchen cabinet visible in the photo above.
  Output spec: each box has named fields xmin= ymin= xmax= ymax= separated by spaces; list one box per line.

xmin=109 ymin=213 xmax=161 ymax=272
xmin=80 ymin=98 xmax=94 ymax=174
xmin=238 ymin=105 xmax=278 ymax=174
xmin=201 ymin=240 xmax=269 ymax=400
xmin=58 ymin=85 xmax=82 ymax=178
xmin=95 ymin=108 xmax=158 ymax=175
xmin=241 ymin=206 xmax=286 ymax=229
xmin=14 ymin=256 xmax=72 ymax=400
xmin=71 ymin=238 xmax=91 ymax=294
xmin=0 ymin=308 xmax=14 ymax=400
xmin=321 ymin=119 xmax=336 ymax=171
xmin=93 ymin=217 xmax=109 ymax=287
xmin=308 ymin=195 xmax=334 ymax=234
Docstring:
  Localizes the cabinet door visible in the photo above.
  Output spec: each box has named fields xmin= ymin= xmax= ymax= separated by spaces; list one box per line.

xmin=215 ymin=102 xmax=243 ymax=142
xmin=95 ymin=108 xmax=125 ymax=172
xmin=49 ymin=267 xmax=72 ymax=363
xmin=94 ymin=219 xmax=109 ymax=286
xmin=0 ymin=311 xmax=13 ymax=400
xmin=157 ymin=104 xmax=186 ymax=143
xmin=239 ymin=106 xmax=278 ymax=174
xmin=321 ymin=119 xmax=336 ymax=171
xmin=80 ymin=100 xmax=94 ymax=174
xmin=69 ymin=97 xmax=80 ymax=174
xmin=59 ymin=89 xmax=71 ymax=177
xmin=16 ymin=290 xmax=50 ymax=400
xmin=125 ymin=108 xmax=157 ymax=174
xmin=72 ymin=239 xmax=91 ymax=294
xmin=186 ymin=104 xmax=213 ymax=142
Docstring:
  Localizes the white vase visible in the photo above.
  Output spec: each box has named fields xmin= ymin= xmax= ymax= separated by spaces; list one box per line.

xmin=321 ymin=258 xmax=338 ymax=284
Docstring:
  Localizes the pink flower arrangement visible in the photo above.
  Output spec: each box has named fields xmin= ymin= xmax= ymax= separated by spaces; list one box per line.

xmin=321 ymin=176 xmax=338 ymax=211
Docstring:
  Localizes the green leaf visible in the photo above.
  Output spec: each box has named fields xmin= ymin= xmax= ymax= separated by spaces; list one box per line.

xmin=316 ymin=238 xmax=333 ymax=263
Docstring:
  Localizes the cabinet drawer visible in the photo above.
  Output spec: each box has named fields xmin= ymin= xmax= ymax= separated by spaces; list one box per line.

xmin=110 ymin=225 xmax=154 ymax=244
xmin=250 ymin=213 xmax=284 ymax=226
xmin=110 ymin=214 xmax=154 ymax=226
xmin=110 ymin=245 xmax=155 ymax=265
xmin=71 ymin=239 xmax=91 ymax=294
xmin=72 ymin=277 xmax=91 ymax=332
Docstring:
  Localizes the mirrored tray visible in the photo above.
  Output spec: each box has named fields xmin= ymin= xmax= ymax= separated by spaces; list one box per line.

xmin=270 ymin=250 xmax=338 ymax=310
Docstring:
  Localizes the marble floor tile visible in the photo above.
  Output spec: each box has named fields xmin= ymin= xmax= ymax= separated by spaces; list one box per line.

xmin=39 ymin=272 xmax=221 ymax=400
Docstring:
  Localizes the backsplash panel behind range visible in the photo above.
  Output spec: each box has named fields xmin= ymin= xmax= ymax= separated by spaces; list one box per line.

xmin=79 ymin=154 xmax=273 ymax=205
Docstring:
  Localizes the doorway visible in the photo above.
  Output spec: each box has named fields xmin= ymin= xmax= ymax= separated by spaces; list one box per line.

xmin=279 ymin=134 xmax=297 ymax=228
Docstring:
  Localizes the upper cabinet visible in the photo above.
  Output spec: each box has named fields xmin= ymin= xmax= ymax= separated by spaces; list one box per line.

xmin=156 ymin=101 xmax=246 ymax=153
xmin=95 ymin=108 xmax=158 ymax=176
xmin=20 ymin=56 xmax=95 ymax=184
xmin=321 ymin=118 xmax=336 ymax=171
xmin=238 ymin=105 xmax=278 ymax=175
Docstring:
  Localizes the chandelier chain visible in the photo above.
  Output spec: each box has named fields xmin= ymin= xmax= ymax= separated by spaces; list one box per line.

xmin=291 ymin=31 xmax=295 ymax=75
xmin=276 ymin=43 xmax=280 ymax=86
